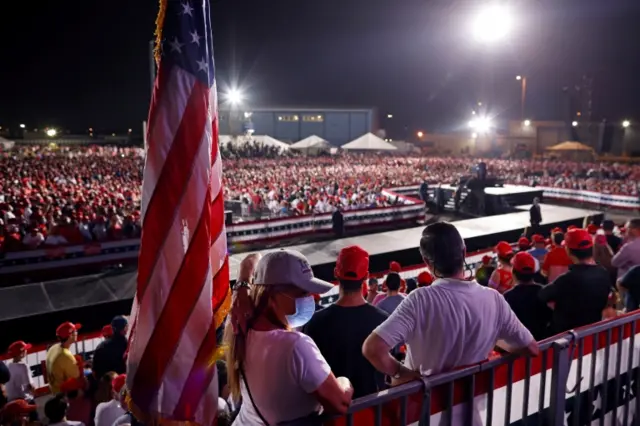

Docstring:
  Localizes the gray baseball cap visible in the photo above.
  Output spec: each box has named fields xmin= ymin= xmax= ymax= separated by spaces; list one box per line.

xmin=254 ymin=249 xmax=334 ymax=294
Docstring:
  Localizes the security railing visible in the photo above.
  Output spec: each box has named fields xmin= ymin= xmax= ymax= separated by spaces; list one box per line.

xmin=327 ymin=311 xmax=640 ymax=426
xmin=4 ymin=302 xmax=639 ymax=425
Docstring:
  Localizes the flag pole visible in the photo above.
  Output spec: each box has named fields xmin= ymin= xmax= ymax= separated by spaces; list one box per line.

xmin=149 ymin=39 xmax=156 ymax=95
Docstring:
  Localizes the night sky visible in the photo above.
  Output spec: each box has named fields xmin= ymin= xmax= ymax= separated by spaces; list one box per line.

xmin=1 ymin=0 xmax=640 ymax=138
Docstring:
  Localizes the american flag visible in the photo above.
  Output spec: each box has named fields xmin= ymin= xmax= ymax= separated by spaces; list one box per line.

xmin=126 ymin=0 xmax=230 ymax=424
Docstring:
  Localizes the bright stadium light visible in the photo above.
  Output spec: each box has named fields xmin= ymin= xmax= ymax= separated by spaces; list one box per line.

xmin=417 ymin=131 xmax=424 ymax=138
xmin=46 ymin=128 xmax=57 ymax=137
xmin=470 ymin=118 xmax=492 ymax=133
xmin=572 ymin=121 xmax=578 ymax=127
xmin=472 ymin=4 xmax=513 ymax=44
xmin=523 ymin=119 xmax=531 ymax=127
xmin=19 ymin=124 xmax=26 ymax=129
xmin=226 ymin=88 xmax=243 ymax=105
xmin=476 ymin=118 xmax=492 ymax=133
xmin=516 ymin=75 xmax=522 ymax=81
xmin=623 ymin=120 xmax=631 ymax=128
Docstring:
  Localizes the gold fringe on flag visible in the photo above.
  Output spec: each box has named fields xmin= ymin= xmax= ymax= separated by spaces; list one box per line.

xmin=154 ymin=0 xmax=168 ymax=65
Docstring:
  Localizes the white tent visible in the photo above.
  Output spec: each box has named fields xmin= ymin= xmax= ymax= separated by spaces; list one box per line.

xmin=253 ymin=135 xmax=290 ymax=150
xmin=341 ymin=133 xmax=398 ymax=151
xmin=289 ymin=135 xmax=331 ymax=155
xmin=0 ymin=136 xmax=15 ymax=150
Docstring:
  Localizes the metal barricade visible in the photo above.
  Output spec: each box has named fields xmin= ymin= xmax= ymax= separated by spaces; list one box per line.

xmin=328 ymin=312 xmax=640 ymax=426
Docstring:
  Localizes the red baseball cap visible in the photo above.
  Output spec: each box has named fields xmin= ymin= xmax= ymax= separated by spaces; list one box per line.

xmin=552 ymin=227 xmax=563 ymax=234
xmin=532 ymin=234 xmax=545 ymax=244
xmin=495 ymin=241 xmax=513 ymax=257
xmin=518 ymin=237 xmax=530 ymax=249
xmin=587 ymin=223 xmax=599 ymax=235
xmin=565 ymin=228 xmax=594 ymax=250
xmin=7 ymin=341 xmax=31 ymax=357
xmin=0 ymin=399 xmax=37 ymax=421
xmin=481 ymin=255 xmax=492 ymax=265
xmin=56 ymin=321 xmax=82 ymax=339
xmin=417 ymin=270 xmax=434 ymax=286
xmin=113 ymin=374 xmax=127 ymax=394
xmin=389 ymin=261 xmax=402 ymax=272
xmin=60 ymin=377 xmax=85 ymax=393
xmin=334 ymin=245 xmax=369 ymax=281
xmin=512 ymin=252 xmax=536 ymax=273
xmin=102 ymin=325 xmax=113 ymax=338
xmin=567 ymin=225 xmax=578 ymax=231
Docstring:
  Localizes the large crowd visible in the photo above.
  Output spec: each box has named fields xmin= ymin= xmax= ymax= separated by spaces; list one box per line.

xmin=2 ymin=219 xmax=640 ymax=425
xmin=1 ymin=143 xmax=640 ymax=253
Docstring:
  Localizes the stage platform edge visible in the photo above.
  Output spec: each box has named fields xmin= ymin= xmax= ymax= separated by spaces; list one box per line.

xmin=0 ymin=204 xmax=603 ymax=347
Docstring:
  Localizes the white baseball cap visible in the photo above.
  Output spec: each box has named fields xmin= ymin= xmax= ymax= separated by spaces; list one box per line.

xmin=254 ymin=249 xmax=334 ymax=294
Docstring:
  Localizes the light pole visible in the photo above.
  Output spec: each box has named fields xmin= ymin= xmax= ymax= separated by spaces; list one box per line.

xmin=516 ymin=75 xmax=527 ymax=121
xmin=622 ymin=120 xmax=631 ymax=156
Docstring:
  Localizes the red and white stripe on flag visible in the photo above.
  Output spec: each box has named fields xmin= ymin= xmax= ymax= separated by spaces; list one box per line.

xmin=126 ymin=1 xmax=230 ymax=425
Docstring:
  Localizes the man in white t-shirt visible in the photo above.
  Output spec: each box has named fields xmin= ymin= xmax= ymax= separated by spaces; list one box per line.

xmin=5 ymin=341 xmax=34 ymax=401
xmin=363 ymin=222 xmax=538 ymax=384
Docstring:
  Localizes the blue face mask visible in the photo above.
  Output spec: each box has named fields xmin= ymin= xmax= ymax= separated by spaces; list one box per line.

xmin=285 ymin=295 xmax=316 ymax=328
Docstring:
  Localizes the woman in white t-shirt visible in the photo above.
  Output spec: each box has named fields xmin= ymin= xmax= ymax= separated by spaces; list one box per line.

xmin=225 ymin=250 xmax=353 ymax=425
xmin=93 ymin=372 xmax=126 ymax=426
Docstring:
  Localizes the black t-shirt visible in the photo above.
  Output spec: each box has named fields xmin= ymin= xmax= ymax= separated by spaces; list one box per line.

xmin=539 ymin=264 xmax=611 ymax=334
xmin=606 ymin=234 xmax=623 ymax=254
xmin=302 ymin=303 xmax=388 ymax=398
xmin=619 ymin=265 xmax=640 ymax=311
xmin=92 ymin=334 xmax=128 ymax=379
xmin=503 ymin=283 xmax=552 ymax=341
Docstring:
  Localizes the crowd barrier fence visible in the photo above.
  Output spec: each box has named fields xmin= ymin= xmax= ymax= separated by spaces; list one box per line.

xmin=3 ymin=309 xmax=639 ymax=425
xmin=0 ymin=192 xmax=424 ymax=279
xmin=326 ymin=311 xmax=640 ymax=426
xmin=3 ymin=184 xmax=633 ymax=280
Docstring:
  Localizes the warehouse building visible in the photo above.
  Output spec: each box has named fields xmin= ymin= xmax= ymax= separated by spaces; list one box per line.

xmin=218 ymin=107 xmax=376 ymax=146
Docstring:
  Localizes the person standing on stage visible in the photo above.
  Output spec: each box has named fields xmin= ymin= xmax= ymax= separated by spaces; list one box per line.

xmin=529 ymin=198 xmax=542 ymax=235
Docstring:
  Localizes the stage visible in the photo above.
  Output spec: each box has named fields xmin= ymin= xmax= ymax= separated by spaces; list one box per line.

xmin=228 ymin=203 xmax=600 ymax=280
xmin=0 ymin=204 xmax=604 ymax=347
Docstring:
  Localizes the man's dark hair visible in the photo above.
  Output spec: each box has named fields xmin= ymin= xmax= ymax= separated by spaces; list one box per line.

xmin=419 ymin=222 xmax=465 ymax=277
xmin=339 ymin=278 xmax=365 ymax=294
xmin=385 ymin=273 xmax=401 ymax=291
xmin=405 ymin=278 xmax=417 ymax=294
xmin=628 ymin=218 xmax=640 ymax=230
xmin=45 ymin=394 xmax=68 ymax=423
xmin=602 ymin=220 xmax=615 ymax=232
xmin=569 ymin=247 xmax=593 ymax=261
xmin=553 ymin=232 xmax=564 ymax=246
xmin=514 ymin=270 xmax=535 ymax=283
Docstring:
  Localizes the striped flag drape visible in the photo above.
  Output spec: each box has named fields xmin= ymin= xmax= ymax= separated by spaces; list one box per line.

xmin=126 ymin=0 xmax=230 ymax=424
